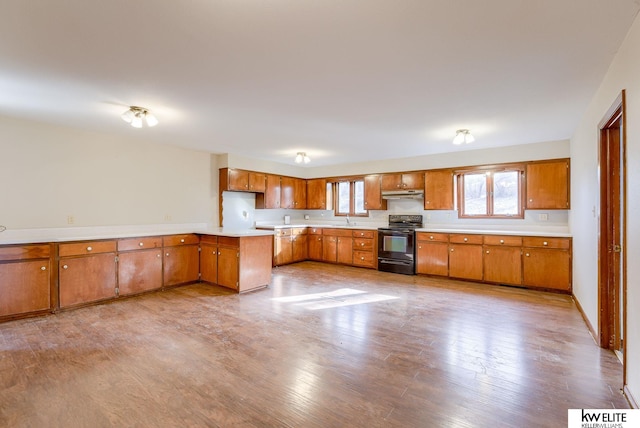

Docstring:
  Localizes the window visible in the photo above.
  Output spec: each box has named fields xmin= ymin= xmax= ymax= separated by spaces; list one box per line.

xmin=457 ymin=166 xmax=524 ymax=218
xmin=334 ymin=179 xmax=367 ymax=216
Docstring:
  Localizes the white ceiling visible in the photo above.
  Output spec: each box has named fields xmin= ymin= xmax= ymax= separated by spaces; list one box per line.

xmin=1 ymin=1 xmax=638 ymax=167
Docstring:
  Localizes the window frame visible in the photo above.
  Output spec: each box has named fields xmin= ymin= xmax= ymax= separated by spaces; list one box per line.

xmin=455 ymin=164 xmax=525 ymax=219
xmin=332 ymin=178 xmax=368 ymax=217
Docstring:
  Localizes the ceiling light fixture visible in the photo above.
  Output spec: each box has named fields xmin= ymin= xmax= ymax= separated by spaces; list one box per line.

xmin=295 ymin=152 xmax=311 ymax=164
xmin=453 ymin=129 xmax=475 ymax=145
xmin=121 ymin=106 xmax=158 ymax=128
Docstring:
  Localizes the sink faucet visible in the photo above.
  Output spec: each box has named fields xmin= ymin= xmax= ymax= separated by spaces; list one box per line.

xmin=346 ymin=214 xmax=350 ymax=225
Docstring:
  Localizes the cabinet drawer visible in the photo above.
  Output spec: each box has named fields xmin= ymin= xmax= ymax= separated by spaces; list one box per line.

xmin=483 ymin=235 xmax=522 ymax=246
xmin=449 ymin=234 xmax=483 ymax=245
xmin=0 ymin=244 xmax=50 ymax=261
xmin=323 ymin=229 xmax=353 ymax=237
xmin=308 ymin=227 xmax=323 ymax=235
xmin=416 ymin=232 xmax=449 ymax=243
xmin=275 ymin=228 xmax=291 ymax=237
xmin=353 ymin=251 xmax=375 ymax=267
xmin=162 ymin=234 xmax=200 ymax=247
xmin=218 ymin=236 xmax=240 ymax=248
xmin=353 ymin=238 xmax=374 ymax=251
xmin=59 ymin=240 xmax=117 ymax=257
xmin=117 ymin=237 xmax=162 ymax=252
xmin=352 ymin=230 xmax=374 ymax=239
xmin=522 ymin=237 xmax=570 ymax=249
xmin=292 ymin=228 xmax=307 ymax=235
xmin=200 ymin=235 xmax=218 ymax=245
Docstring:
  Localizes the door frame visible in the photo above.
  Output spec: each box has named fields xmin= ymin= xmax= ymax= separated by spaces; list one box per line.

xmin=597 ymin=90 xmax=627 ymax=384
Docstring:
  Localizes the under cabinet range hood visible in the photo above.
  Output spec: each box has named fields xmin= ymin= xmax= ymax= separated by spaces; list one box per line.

xmin=381 ymin=189 xmax=424 ymax=200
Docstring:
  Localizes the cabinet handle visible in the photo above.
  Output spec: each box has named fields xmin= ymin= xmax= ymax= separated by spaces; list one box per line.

xmin=41 ymin=266 xmax=46 ymax=271
xmin=500 ymin=239 xmax=504 ymax=244
xmin=525 ymin=253 xmax=530 ymax=257
xmin=87 ymin=246 xmax=92 ymax=251
xmin=543 ymin=241 xmax=548 ymax=246
xmin=139 ymin=242 xmax=144 ymax=247
xmin=180 ymin=239 xmax=185 ymax=243
xmin=62 ymin=264 xmax=68 ymax=269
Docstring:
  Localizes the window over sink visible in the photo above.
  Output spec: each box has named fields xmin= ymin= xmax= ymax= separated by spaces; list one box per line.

xmin=334 ymin=179 xmax=367 ymax=216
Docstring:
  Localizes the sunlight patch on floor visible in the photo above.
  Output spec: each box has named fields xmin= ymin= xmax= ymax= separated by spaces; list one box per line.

xmin=271 ymin=288 xmax=399 ymax=310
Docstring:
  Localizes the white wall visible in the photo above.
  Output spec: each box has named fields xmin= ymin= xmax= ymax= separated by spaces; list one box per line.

xmin=0 ymin=115 xmax=216 ymax=229
xmin=570 ymin=13 xmax=640 ymax=406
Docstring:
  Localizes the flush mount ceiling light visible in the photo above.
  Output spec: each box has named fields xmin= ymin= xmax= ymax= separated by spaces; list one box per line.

xmin=295 ymin=152 xmax=311 ymax=164
xmin=453 ymin=129 xmax=475 ymax=145
xmin=121 ymin=106 xmax=158 ymax=128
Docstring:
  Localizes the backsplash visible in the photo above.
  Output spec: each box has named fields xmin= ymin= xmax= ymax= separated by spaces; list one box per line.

xmin=222 ymin=191 xmax=569 ymax=232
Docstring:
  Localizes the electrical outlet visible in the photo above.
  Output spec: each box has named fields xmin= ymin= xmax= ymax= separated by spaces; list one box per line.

xmin=67 ymin=215 xmax=75 ymax=225
xmin=164 ymin=214 xmax=172 ymax=221
xmin=538 ymin=213 xmax=549 ymax=221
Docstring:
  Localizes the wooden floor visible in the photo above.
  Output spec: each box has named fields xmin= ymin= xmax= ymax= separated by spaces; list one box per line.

xmin=0 ymin=262 xmax=628 ymax=427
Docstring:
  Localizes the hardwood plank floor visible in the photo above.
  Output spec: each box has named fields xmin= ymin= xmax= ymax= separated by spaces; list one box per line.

xmin=0 ymin=262 xmax=628 ymax=427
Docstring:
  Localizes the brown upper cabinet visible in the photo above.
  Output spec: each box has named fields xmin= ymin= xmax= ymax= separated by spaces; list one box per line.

xmin=281 ymin=176 xmax=307 ymax=209
xmin=525 ymin=159 xmax=570 ymax=209
xmin=424 ymin=169 xmax=454 ymax=210
xmin=381 ymin=172 xmax=425 ymax=191
xmin=364 ymin=174 xmax=387 ymax=210
xmin=220 ymin=168 xmax=266 ymax=193
xmin=306 ymin=178 xmax=327 ymax=209
xmin=256 ymin=174 xmax=281 ymax=209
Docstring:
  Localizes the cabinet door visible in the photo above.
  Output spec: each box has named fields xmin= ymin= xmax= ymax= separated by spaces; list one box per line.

xmin=526 ymin=159 xmax=569 ymax=209
xmin=523 ymin=248 xmax=571 ymax=291
xmin=59 ymin=253 xmax=117 ymax=308
xmin=274 ymin=236 xmax=293 ymax=266
xmin=308 ymin=235 xmax=323 ymax=261
xmin=401 ymin=172 xmax=424 ymax=190
xmin=163 ymin=245 xmax=199 ymax=287
xmin=228 ymin=169 xmax=249 ymax=191
xmin=258 ymin=174 xmax=281 ymax=209
xmin=292 ymin=234 xmax=308 ymax=262
xmin=416 ymin=242 xmax=449 ymax=276
xmin=294 ymin=178 xmax=307 ymax=209
xmin=381 ymin=174 xmax=403 ymax=191
xmin=307 ymin=179 xmax=327 ymax=209
xmin=280 ymin=176 xmax=296 ymax=209
xmin=118 ymin=249 xmax=163 ymax=296
xmin=364 ymin=175 xmax=386 ymax=210
xmin=218 ymin=246 xmax=239 ymax=290
xmin=200 ymin=244 xmax=218 ymax=284
xmin=322 ymin=236 xmax=338 ymax=262
xmin=448 ymin=244 xmax=483 ymax=280
xmin=0 ymin=260 xmax=50 ymax=316
xmin=483 ymin=246 xmax=521 ymax=285
xmin=248 ymin=172 xmax=266 ymax=192
xmin=336 ymin=237 xmax=353 ymax=265
xmin=424 ymin=170 xmax=454 ymax=210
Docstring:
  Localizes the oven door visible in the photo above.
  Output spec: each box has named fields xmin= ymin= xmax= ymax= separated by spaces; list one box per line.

xmin=377 ymin=229 xmax=415 ymax=261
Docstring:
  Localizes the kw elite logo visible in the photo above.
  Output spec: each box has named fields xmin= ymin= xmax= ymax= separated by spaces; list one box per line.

xmin=568 ymin=409 xmax=639 ymax=428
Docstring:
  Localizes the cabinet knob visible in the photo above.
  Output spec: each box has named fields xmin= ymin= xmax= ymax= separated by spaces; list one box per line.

xmin=166 ymin=253 xmax=170 ymax=257
xmin=450 ymin=248 xmax=454 ymax=252
xmin=180 ymin=239 xmax=185 ymax=243
xmin=364 ymin=202 xmax=368 ymax=205
xmin=361 ymin=242 xmax=365 ymax=246
xmin=525 ymin=253 xmax=530 ymax=257
xmin=62 ymin=264 xmax=68 ymax=269
xmin=463 ymin=238 xmax=468 ymax=242
xmin=360 ymin=232 xmax=364 ymax=236
xmin=41 ymin=266 xmax=46 ymax=271
xmin=419 ymin=245 xmax=422 ymax=249
xmin=500 ymin=239 xmax=504 ymax=244
xmin=218 ymin=252 xmax=221 ymax=255
xmin=543 ymin=241 xmax=548 ymax=246
xmin=139 ymin=242 xmax=144 ymax=247
xmin=429 ymin=235 xmax=434 ymax=240
xmin=529 ymin=199 xmax=533 ymax=202
xmin=86 ymin=246 xmax=92 ymax=251
xmin=361 ymin=256 xmax=365 ymax=260
xmin=157 ymin=254 xmax=161 ymax=258
xmin=486 ymin=250 xmax=490 ymax=254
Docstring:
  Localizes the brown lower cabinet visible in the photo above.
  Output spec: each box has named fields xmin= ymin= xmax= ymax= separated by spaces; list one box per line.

xmin=416 ymin=232 xmax=572 ymax=292
xmin=117 ymin=237 xmax=163 ymax=296
xmin=59 ymin=240 xmax=117 ymax=308
xmin=322 ymin=229 xmax=353 ymax=265
xmin=307 ymin=228 xmax=323 ymax=261
xmin=0 ymin=244 xmax=51 ymax=318
xmin=163 ymin=234 xmax=200 ymax=287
